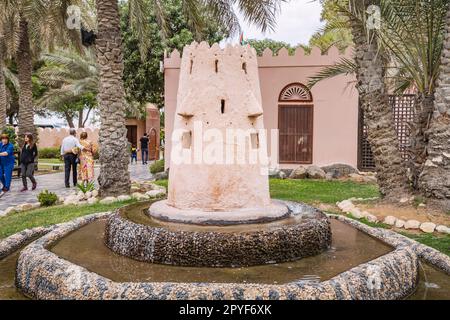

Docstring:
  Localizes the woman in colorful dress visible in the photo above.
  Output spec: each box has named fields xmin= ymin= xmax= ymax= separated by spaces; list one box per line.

xmin=78 ymin=132 xmax=96 ymax=186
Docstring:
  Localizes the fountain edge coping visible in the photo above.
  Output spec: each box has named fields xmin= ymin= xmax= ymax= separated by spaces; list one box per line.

xmin=327 ymin=214 xmax=450 ymax=275
xmin=13 ymin=208 xmax=421 ymax=300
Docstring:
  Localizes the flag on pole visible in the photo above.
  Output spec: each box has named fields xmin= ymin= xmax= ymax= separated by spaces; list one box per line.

xmin=239 ymin=32 xmax=244 ymax=45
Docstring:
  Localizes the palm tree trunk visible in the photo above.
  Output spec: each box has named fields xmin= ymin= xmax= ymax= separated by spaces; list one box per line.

xmin=95 ymin=0 xmax=130 ymax=196
xmin=351 ymin=0 xmax=410 ymax=199
xmin=419 ymin=9 xmax=450 ymax=201
xmin=408 ymin=93 xmax=434 ymax=189
xmin=17 ymin=18 xmax=36 ymax=146
xmin=0 ymin=34 xmax=7 ymax=132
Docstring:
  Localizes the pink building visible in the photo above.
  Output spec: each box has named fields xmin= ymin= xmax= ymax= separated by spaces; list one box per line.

xmin=164 ymin=45 xmax=358 ymax=170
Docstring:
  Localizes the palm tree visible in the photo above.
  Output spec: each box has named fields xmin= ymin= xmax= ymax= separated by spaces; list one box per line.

xmin=311 ymin=0 xmax=450 ymax=198
xmin=419 ymin=5 xmax=450 ymax=202
xmin=36 ymin=50 xmax=98 ymax=127
xmin=310 ymin=0 xmax=410 ymax=199
xmin=16 ymin=17 xmax=35 ymax=143
xmin=95 ymin=0 xmax=284 ymax=196
xmin=0 ymin=0 xmax=87 ymax=145
xmin=0 ymin=35 xmax=6 ymax=131
xmin=377 ymin=0 xmax=448 ymax=190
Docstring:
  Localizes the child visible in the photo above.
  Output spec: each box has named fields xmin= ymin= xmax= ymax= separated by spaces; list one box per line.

xmin=131 ymin=144 xmax=138 ymax=164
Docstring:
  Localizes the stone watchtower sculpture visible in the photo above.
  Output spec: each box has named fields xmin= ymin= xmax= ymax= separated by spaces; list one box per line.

xmin=150 ymin=42 xmax=288 ymax=224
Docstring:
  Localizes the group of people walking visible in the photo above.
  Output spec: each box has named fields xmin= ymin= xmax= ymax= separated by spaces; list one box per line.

xmin=0 ymin=129 xmax=154 ymax=197
xmin=0 ymin=129 xmax=97 ymax=197
xmin=60 ymin=129 xmax=96 ymax=188
xmin=0 ymin=133 xmax=38 ymax=197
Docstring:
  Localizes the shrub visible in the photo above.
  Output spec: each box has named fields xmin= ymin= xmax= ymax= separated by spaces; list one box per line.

xmin=37 ymin=190 xmax=59 ymax=207
xmin=39 ymin=147 xmax=60 ymax=159
xmin=76 ymin=182 xmax=95 ymax=194
xmin=150 ymin=159 xmax=165 ymax=174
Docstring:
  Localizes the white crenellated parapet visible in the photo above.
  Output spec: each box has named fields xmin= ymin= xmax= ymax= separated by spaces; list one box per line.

xmin=164 ymin=44 xmax=353 ymax=69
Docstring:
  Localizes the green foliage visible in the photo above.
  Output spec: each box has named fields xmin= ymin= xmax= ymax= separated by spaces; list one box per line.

xmin=150 ymin=159 xmax=165 ymax=174
xmin=39 ymin=147 xmax=60 ymax=159
xmin=308 ymin=0 xmax=353 ymax=53
xmin=311 ymin=0 xmax=449 ymax=96
xmin=37 ymin=190 xmax=58 ymax=207
xmin=402 ymin=232 xmax=450 ymax=257
xmin=246 ymin=38 xmax=297 ymax=56
xmin=76 ymin=182 xmax=96 ymax=194
xmin=269 ymin=179 xmax=380 ymax=205
xmin=121 ymin=0 xmax=228 ymax=109
xmin=35 ymin=51 xmax=98 ymax=127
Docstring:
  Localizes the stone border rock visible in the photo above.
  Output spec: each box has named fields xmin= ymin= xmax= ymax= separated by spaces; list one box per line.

xmin=0 ymin=183 xmax=166 ymax=218
xmin=105 ymin=201 xmax=331 ymax=267
xmin=336 ymin=199 xmax=450 ymax=235
xmin=15 ymin=209 xmax=420 ymax=300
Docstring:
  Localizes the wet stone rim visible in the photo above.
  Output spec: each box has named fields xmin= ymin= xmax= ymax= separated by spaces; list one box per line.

xmin=12 ymin=204 xmax=428 ymax=300
xmin=14 ymin=214 xmax=418 ymax=300
xmin=104 ymin=201 xmax=332 ymax=267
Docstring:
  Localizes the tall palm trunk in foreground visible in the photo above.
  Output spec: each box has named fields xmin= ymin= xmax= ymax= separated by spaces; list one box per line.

xmin=95 ymin=0 xmax=130 ymax=196
xmin=419 ymin=9 xmax=450 ymax=201
xmin=17 ymin=18 xmax=36 ymax=145
xmin=0 ymin=34 xmax=7 ymax=131
xmin=409 ymin=93 xmax=435 ymax=189
xmin=350 ymin=0 xmax=410 ymax=199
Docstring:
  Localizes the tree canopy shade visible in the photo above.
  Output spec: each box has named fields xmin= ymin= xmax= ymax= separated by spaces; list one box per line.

xmin=121 ymin=0 xmax=228 ymax=108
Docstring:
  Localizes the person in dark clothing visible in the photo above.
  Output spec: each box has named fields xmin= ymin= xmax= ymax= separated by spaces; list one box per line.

xmin=20 ymin=134 xmax=38 ymax=192
xmin=60 ymin=129 xmax=84 ymax=188
xmin=140 ymin=133 xmax=149 ymax=165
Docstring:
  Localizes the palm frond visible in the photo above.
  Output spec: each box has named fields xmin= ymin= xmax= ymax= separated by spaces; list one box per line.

xmin=308 ymin=57 xmax=357 ymax=88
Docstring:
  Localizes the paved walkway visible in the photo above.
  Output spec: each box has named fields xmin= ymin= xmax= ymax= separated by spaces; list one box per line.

xmin=0 ymin=163 xmax=154 ymax=211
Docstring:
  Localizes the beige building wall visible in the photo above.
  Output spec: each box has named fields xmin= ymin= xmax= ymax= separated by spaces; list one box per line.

xmin=164 ymin=46 xmax=359 ymax=170
xmin=37 ymin=128 xmax=100 ymax=149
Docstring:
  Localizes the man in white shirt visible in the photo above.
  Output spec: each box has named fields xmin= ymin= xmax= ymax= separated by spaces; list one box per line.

xmin=60 ymin=129 xmax=84 ymax=188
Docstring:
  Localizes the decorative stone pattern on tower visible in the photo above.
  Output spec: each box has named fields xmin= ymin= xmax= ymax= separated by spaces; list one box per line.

xmin=167 ymin=42 xmax=270 ymax=211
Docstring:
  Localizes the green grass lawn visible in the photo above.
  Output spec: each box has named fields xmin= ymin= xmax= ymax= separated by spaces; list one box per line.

xmin=269 ymin=179 xmax=379 ymax=204
xmin=0 ymin=199 xmax=137 ymax=239
xmin=401 ymin=232 xmax=450 ymax=256
xmin=154 ymin=178 xmax=380 ymax=205
xmin=38 ymin=158 xmax=63 ymax=164
xmin=1 ymin=178 xmax=448 ymax=257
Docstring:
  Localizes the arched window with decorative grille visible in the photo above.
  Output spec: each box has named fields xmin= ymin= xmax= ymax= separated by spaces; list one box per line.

xmin=278 ymin=83 xmax=314 ymax=164
xmin=279 ymin=83 xmax=313 ymax=103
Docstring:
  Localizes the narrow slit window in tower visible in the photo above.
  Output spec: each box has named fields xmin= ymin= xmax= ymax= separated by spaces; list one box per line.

xmin=242 ymin=62 xmax=247 ymax=74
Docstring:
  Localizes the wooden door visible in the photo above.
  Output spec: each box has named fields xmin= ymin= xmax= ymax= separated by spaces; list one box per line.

xmin=278 ymin=105 xmax=313 ymax=164
xmin=149 ymin=128 xmax=158 ymax=160
xmin=126 ymin=125 xmax=138 ymax=147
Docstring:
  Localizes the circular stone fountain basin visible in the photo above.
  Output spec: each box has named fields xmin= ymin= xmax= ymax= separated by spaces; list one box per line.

xmin=13 ymin=207 xmax=421 ymax=300
xmin=104 ymin=200 xmax=332 ymax=267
